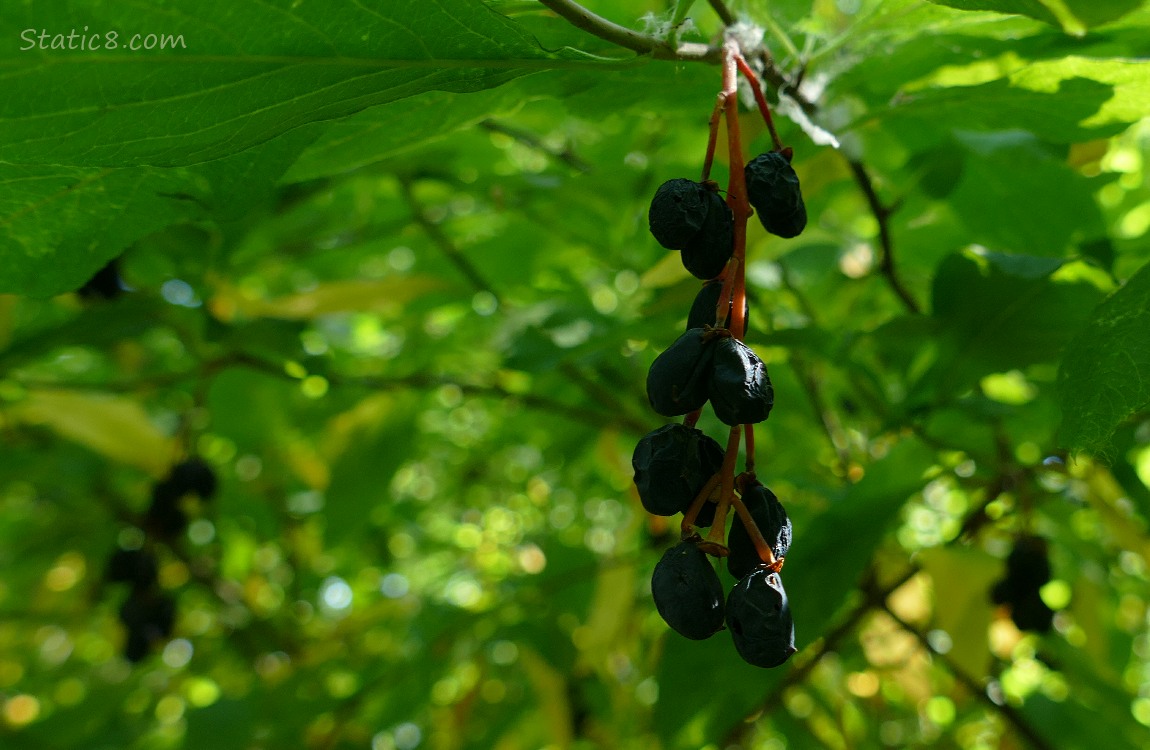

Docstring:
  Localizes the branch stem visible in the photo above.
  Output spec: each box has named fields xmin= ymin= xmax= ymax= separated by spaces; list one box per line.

xmin=845 ymin=160 xmax=919 ymax=314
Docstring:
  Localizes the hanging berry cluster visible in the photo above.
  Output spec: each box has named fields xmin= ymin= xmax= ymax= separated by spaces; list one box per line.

xmin=104 ymin=457 xmax=217 ymax=662
xmin=632 ymin=40 xmax=806 ymax=669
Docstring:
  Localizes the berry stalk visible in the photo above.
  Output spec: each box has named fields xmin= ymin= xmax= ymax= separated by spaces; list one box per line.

xmin=734 ymin=53 xmax=785 ymax=153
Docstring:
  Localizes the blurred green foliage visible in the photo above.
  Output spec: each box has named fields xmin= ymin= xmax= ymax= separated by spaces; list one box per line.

xmin=1 ymin=1 xmax=1149 ymax=749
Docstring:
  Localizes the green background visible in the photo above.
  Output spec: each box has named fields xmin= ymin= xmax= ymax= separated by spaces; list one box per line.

xmin=1 ymin=0 xmax=1149 ymax=748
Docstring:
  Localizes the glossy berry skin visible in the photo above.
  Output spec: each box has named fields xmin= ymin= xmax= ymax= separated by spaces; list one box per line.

xmin=680 ymin=192 xmax=734 ymax=280
xmin=632 ymin=424 xmax=724 ymax=521
xmin=726 ymin=568 xmax=796 ymax=668
xmin=646 ymin=328 xmax=715 ymax=417
xmin=745 ymin=151 xmax=807 ymax=239
xmin=651 ymin=540 xmax=725 ymax=640
xmin=727 ymin=484 xmax=792 ymax=580
xmin=686 ymin=280 xmax=749 ymax=332
xmin=708 ymin=338 xmax=774 ymax=426
xmin=649 ymin=179 xmax=711 ymax=251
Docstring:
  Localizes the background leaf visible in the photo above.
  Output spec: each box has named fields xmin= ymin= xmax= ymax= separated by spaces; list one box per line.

xmin=1058 ymin=259 xmax=1150 ymax=452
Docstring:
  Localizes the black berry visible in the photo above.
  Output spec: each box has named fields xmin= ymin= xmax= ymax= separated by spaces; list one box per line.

xmin=651 ymin=540 xmax=726 ymax=640
xmin=646 ymin=328 xmax=716 ymax=417
xmin=726 ymin=568 xmax=796 ymax=668
xmin=745 ymin=151 xmax=806 ymax=239
xmin=649 ymin=178 xmax=711 ymax=251
xmin=632 ymin=424 xmax=724 ymax=520
xmin=680 ymin=191 xmax=734 ymax=280
xmin=106 ymin=548 xmax=158 ymax=589
xmin=708 ymin=338 xmax=774 ymax=426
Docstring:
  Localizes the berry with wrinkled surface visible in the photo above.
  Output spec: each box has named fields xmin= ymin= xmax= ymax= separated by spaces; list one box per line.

xmin=726 ymin=568 xmax=796 ymax=668
xmin=632 ymin=424 xmax=724 ymax=518
xmin=651 ymin=540 xmax=726 ymax=640
xmin=649 ymin=178 xmax=711 ymax=251
xmin=680 ymin=191 xmax=734 ymax=280
xmin=709 ymin=337 xmax=774 ymax=425
xmin=745 ymin=151 xmax=807 ymax=239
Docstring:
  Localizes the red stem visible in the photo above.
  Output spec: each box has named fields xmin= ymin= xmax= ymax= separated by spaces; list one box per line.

xmin=701 ymin=94 xmax=725 ymax=183
xmin=734 ymin=53 xmax=784 ymax=152
xmin=681 ymin=472 xmax=721 ymax=536
xmin=702 ymin=425 xmax=742 ymax=553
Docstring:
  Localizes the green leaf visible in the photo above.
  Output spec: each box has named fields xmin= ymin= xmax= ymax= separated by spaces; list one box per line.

xmin=0 ymin=164 xmax=205 ymax=296
xmin=0 ymin=0 xmax=588 ymax=168
xmin=924 ymin=0 xmax=1144 ymax=29
xmin=869 ymin=59 xmax=1150 ymax=144
xmin=948 ymin=134 xmax=1105 ymax=257
xmin=322 ymin=394 xmax=420 ymax=544
xmin=6 ymin=388 xmax=174 ymax=475
xmin=283 ymin=88 xmax=525 ymax=183
xmin=910 ymin=250 xmax=1106 ymax=403
xmin=924 ymin=0 xmax=1059 ymax=26
xmin=1058 ymin=259 xmax=1150 ymax=453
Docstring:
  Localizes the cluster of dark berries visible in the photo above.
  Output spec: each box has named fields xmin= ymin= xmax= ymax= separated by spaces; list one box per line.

xmin=646 ymin=151 xmax=806 ymax=281
xmin=147 ymin=456 xmax=218 ymax=539
xmin=991 ymin=535 xmax=1056 ymax=633
xmin=647 ymin=481 xmax=796 ymax=667
xmin=106 ymin=547 xmax=175 ymax=662
xmin=634 ymin=152 xmax=806 ymax=669
xmin=104 ymin=457 xmax=217 ymax=662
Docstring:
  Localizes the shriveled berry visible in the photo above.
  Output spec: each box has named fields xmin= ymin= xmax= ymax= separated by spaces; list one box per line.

xmin=708 ymin=338 xmax=774 ymax=425
xmin=681 ymin=191 xmax=734 ymax=280
xmin=651 ymin=540 xmax=725 ymax=640
xmin=745 ymin=151 xmax=806 ymax=239
xmin=649 ymin=179 xmax=710 ymax=251
xmin=727 ymin=484 xmax=792 ymax=580
xmin=686 ymin=280 xmax=749 ymax=332
xmin=106 ymin=548 xmax=158 ymax=589
xmin=632 ymin=424 xmax=724 ymax=517
xmin=646 ymin=328 xmax=715 ymax=417
xmin=726 ymin=569 xmax=796 ymax=668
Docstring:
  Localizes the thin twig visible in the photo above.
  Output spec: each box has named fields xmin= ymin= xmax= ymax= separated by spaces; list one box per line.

xmin=879 ymin=602 xmax=1055 ymax=750
xmin=789 ymin=351 xmax=851 ymax=477
xmin=706 ymin=0 xmax=737 ymax=26
xmin=398 ymin=176 xmax=500 ymax=300
xmin=721 ymin=565 xmax=919 ymax=746
xmin=536 ymin=0 xmax=719 ymax=61
xmin=480 ymin=119 xmax=591 ymax=173
xmin=846 ymin=160 xmax=920 ymax=314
